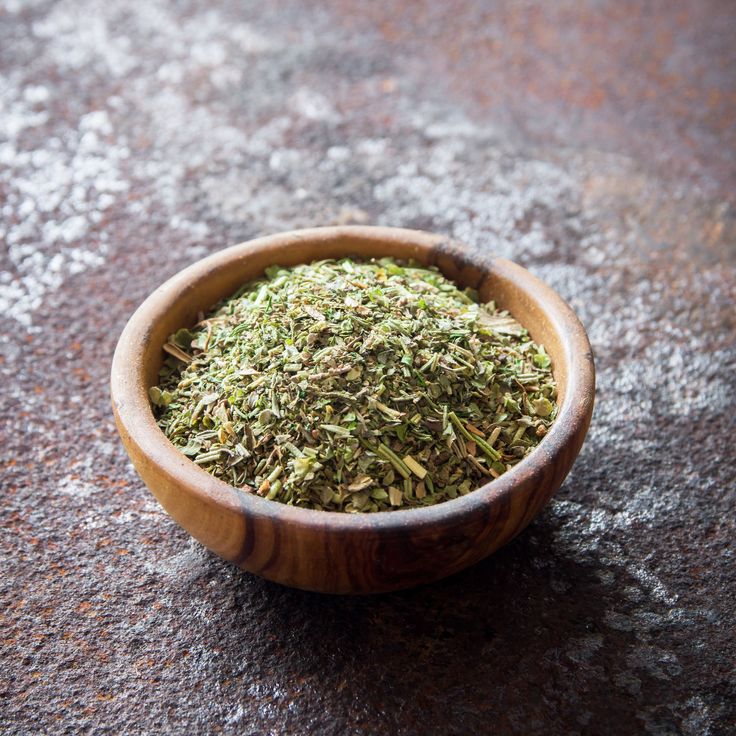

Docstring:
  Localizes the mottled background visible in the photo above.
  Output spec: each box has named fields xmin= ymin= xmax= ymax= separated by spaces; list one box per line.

xmin=1 ymin=0 xmax=735 ymax=734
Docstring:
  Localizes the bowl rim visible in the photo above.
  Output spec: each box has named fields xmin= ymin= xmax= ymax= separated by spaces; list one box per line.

xmin=111 ymin=225 xmax=595 ymax=534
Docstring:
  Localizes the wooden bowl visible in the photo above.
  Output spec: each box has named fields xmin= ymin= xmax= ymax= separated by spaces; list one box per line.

xmin=111 ymin=226 xmax=595 ymax=594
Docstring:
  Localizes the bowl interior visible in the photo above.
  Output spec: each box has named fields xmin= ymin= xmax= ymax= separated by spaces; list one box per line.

xmin=136 ymin=230 xmax=573 ymax=408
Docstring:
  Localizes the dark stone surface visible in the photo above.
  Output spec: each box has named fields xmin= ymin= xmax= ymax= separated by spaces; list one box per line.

xmin=1 ymin=1 xmax=734 ymax=733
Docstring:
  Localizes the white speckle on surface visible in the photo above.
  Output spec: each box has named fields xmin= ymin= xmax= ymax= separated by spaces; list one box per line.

xmin=326 ymin=145 xmax=351 ymax=162
xmin=228 ymin=23 xmax=274 ymax=54
xmin=32 ymin=2 xmax=136 ymax=76
xmin=190 ymin=41 xmax=227 ymax=67
xmin=42 ymin=216 xmax=89 ymax=244
xmin=23 ymin=85 xmax=50 ymax=104
xmin=57 ymin=476 xmax=98 ymax=498
xmin=355 ymin=138 xmax=388 ymax=157
xmin=144 ymin=538 xmax=212 ymax=584
xmin=627 ymin=564 xmax=679 ymax=606
xmin=290 ymin=87 xmax=341 ymax=122
xmin=79 ymin=109 xmax=112 ymax=135
xmin=169 ymin=217 xmax=210 ymax=240
xmin=269 ymin=149 xmax=304 ymax=172
xmin=0 ymin=93 xmax=127 ymax=326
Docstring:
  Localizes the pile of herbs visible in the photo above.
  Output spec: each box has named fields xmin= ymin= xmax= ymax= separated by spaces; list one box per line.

xmin=151 ymin=257 xmax=557 ymax=512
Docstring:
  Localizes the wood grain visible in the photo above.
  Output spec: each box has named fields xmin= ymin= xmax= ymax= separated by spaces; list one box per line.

xmin=110 ymin=226 xmax=595 ymax=593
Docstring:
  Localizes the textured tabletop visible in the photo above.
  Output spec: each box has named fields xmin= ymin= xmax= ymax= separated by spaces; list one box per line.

xmin=1 ymin=1 xmax=735 ymax=734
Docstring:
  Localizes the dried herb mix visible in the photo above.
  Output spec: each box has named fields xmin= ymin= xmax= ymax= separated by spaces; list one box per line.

xmin=151 ymin=258 xmax=557 ymax=512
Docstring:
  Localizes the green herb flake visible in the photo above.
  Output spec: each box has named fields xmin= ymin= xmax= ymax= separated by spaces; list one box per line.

xmin=151 ymin=257 xmax=558 ymax=512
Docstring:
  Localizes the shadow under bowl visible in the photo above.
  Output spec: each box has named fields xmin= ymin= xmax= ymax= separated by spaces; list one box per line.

xmin=111 ymin=226 xmax=595 ymax=594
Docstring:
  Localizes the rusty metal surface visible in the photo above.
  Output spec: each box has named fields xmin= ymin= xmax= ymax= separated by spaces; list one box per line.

xmin=1 ymin=0 xmax=734 ymax=733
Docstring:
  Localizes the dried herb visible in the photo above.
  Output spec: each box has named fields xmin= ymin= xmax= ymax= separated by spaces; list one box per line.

xmin=151 ymin=258 xmax=557 ymax=512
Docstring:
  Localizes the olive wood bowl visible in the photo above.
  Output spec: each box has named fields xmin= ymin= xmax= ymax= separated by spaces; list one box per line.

xmin=111 ymin=226 xmax=595 ymax=594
